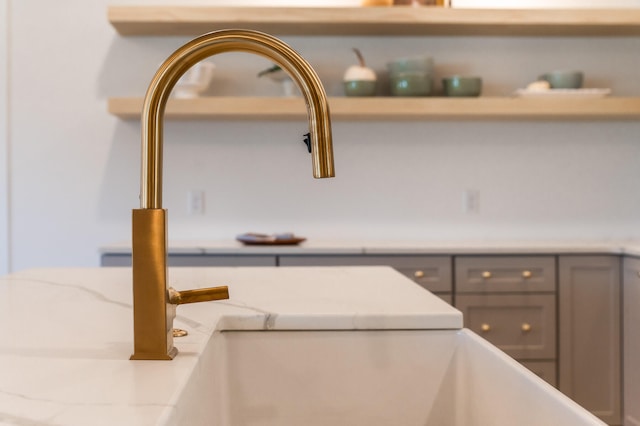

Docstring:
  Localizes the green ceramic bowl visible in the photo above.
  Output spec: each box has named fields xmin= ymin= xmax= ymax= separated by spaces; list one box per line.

xmin=344 ymin=80 xmax=377 ymax=97
xmin=390 ymin=72 xmax=433 ymax=97
xmin=539 ymin=71 xmax=583 ymax=89
xmin=442 ymin=76 xmax=482 ymax=97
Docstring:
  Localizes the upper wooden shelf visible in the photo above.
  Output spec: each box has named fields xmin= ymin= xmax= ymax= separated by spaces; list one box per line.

xmin=107 ymin=6 xmax=640 ymax=37
xmin=108 ymin=96 xmax=640 ymax=121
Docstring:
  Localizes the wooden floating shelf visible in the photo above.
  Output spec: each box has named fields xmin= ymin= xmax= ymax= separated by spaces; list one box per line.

xmin=108 ymin=97 xmax=640 ymax=121
xmin=107 ymin=6 xmax=640 ymax=37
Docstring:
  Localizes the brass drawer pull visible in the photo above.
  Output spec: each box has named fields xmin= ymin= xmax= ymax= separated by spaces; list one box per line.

xmin=521 ymin=323 xmax=532 ymax=332
xmin=481 ymin=323 xmax=491 ymax=332
xmin=414 ymin=270 xmax=425 ymax=279
xmin=522 ymin=270 xmax=532 ymax=279
xmin=481 ymin=271 xmax=492 ymax=279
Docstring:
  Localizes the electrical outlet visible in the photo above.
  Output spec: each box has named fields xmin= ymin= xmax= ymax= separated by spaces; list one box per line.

xmin=188 ymin=190 xmax=205 ymax=215
xmin=463 ymin=190 xmax=480 ymax=214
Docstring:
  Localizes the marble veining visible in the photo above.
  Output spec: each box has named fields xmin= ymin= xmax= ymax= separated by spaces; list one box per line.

xmin=0 ymin=275 xmax=133 ymax=310
xmin=0 ymin=266 xmax=461 ymax=425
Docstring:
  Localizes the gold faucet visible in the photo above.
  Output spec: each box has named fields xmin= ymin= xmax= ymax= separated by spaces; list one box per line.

xmin=130 ymin=29 xmax=335 ymax=360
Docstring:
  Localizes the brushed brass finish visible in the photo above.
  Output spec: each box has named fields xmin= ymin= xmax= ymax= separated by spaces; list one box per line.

xmin=522 ymin=323 xmax=532 ymax=332
xmin=413 ymin=270 xmax=425 ymax=279
xmin=139 ymin=29 xmax=334 ymax=209
xmin=481 ymin=271 xmax=492 ymax=279
xmin=168 ymin=286 xmax=230 ymax=305
xmin=522 ymin=270 xmax=532 ymax=279
xmin=131 ymin=29 xmax=335 ymax=360
xmin=131 ymin=208 xmax=177 ymax=360
xmin=481 ymin=323 xmax=491 ymax=332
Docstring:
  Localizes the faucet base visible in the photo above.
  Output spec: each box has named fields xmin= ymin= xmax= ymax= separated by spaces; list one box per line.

xmin=130 ymin=347 xmax=178 ymax=361
xmin=131 ymin=208 xmax=178 ymax=361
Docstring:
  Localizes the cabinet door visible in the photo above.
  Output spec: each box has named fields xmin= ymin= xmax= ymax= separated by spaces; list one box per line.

xmin=624 ymin=256 xmax=640 ymax=426
xmin=278 ymin=255 xmax=452 ymax=294
xmin=455 ymin=256 xmax=556 ymax=293
xmin=559 ymin=255 xmax=621 ymax=425
xmin=456 ymin=294 xmax=556 ymax=360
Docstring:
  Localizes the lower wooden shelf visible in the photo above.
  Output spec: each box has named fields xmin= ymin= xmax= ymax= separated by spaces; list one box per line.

xmin=108 ymin=96 xmax=640 ymax=121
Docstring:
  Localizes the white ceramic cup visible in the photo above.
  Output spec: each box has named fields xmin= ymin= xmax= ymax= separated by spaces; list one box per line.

xmin=173 ymin=61 xmax=216 ymax=98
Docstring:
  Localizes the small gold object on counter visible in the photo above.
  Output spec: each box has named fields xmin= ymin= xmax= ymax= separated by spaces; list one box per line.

xmin=131 ymin=29 xmax=335 ymax=361
xmin=172 ymin=329 xmax=188 ymax=338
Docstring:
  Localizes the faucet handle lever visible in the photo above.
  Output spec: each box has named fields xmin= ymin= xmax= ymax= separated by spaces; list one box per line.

xmin=168 ymin=286 xmax=229 ymax=305
xmin=302 ymin=133 xmax=312 ymax=153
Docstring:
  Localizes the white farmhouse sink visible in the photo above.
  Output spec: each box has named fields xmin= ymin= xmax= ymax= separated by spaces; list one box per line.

xmin=196 ymin=328 xmax=606 ymax=426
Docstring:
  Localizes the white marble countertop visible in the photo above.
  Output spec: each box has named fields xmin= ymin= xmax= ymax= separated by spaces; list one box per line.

xmin=100 ymin=239 xmax=640 ymax=256
xmin=0 ymin=266 xmax=460 ymax=425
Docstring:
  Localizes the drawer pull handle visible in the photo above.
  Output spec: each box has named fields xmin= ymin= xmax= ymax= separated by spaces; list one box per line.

xmin=522 ymin=270 xmax=532 ymax=279
xmin=481 ymin=323 xmax=491 ymax=332
xmin=414 ymin=270 xmax=425 ymax=279
xmin=521 ymin=323 xmax=532 ymax=332
xmin=481 ymin=271 xmax=492 ymax=279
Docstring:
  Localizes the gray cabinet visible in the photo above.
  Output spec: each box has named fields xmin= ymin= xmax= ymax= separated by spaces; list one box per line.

xmin=279 ymin=255 xmax=452 ymax=296
xmin=521 ymin=361 xmax=557 ymax=388
xmin=455 ymin=256 xmax=557 ymax=387
xmin=559 ymin=255 xmax=621 ymax=425
xmin=623 ymin=257 xmax=640 ymax=426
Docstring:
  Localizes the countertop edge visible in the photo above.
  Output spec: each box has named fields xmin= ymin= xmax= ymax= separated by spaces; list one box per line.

xmin=99 ymin=240 xmax=639 ymax=256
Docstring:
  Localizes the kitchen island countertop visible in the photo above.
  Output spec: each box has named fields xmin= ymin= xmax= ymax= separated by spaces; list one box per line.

xmin=0 ymin=266 xmax=460 ymax=425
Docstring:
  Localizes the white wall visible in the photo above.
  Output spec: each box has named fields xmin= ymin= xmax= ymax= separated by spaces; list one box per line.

xmin=6 ymin=0 xmax=640 ymax=271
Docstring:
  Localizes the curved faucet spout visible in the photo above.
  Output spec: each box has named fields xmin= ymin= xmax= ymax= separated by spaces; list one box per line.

xmin=140 ymin=29 xmax=335 ymax=209
xmin=131 ymin=30 xmax=335 ymax=361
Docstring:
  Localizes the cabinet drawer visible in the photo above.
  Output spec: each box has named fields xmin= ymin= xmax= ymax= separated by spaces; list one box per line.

xmin=455 ymin=256 xmax=556 ymax=293
xmin=278 ymin=255 xmax=452 ymax=293
xmin=456 ymin=294 xmax=556 ymax=359
xmin=520 ymin=361 xmax=557 ymax=387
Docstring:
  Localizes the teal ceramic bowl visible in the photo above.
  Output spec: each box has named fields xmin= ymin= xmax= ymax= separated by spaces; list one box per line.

xmin=344 ymin=80 xmax=377 ymax=97
xmin=390 ymin=72 xmax=433 ymax=97
xmin=442 ymin=76 xmax=482 ymax=97
xmin=539 ymin=71 xmax=583 ymax=89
